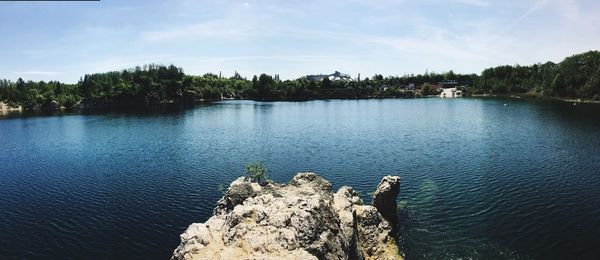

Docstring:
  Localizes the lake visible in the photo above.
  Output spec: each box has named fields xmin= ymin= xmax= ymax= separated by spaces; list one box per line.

xmin=1 ymin=98 xmax=600 ymax=259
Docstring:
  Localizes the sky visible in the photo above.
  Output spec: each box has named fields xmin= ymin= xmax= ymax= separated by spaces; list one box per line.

xmin=0 ymin=0 xmax=598 ymax=83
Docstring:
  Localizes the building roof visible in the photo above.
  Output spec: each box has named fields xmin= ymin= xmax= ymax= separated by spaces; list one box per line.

xmin=306 ymin=71 xmax=352 ymax=81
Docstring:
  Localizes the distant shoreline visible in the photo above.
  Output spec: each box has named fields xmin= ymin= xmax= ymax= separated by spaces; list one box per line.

xmin=470 ymin=93 xmax=600 ymax=104
xmin=3 ymin=51 xmax=600 ymax=112
xmin=3 ymin=95 xmax=599 ymax=119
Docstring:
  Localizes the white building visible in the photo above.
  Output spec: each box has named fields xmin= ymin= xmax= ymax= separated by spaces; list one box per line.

xmin=439 ymin=88 xmax=462 ymax=98
xmin=306 ymin=71 xmax=352 ymax=81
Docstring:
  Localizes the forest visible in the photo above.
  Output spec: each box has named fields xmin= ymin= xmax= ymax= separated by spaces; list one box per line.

xmin=473 ymin=50 xmax=600 ymax=99
xmin=1 ymin=51 xmax=599 ymax=111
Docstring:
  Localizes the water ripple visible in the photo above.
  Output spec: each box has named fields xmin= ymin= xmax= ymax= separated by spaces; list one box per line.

xmin=1 ymin=99 xmax=600 ymax=259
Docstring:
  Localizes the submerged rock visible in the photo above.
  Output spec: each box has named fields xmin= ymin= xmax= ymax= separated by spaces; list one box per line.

xmin=172 ymin=172 xmax=403 ymax=260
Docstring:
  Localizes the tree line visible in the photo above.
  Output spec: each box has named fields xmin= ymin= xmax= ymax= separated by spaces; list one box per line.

xmin=473 ymin=50 xmax=600 ymax=99
xmin=1 ymin=51 xmax=598 ymax=110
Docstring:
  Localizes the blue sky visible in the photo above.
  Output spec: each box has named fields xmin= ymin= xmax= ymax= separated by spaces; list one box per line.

xmin=0 ymin=0 xmax=598 ymax=83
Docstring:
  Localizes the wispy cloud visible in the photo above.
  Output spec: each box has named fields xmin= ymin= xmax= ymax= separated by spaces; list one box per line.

xmin=449 ymin=0 xmax=491 ymax=7
xmin=0 ymin=0 xmax=598 ymax=82
xmin=140 ymin=18 xmax=254 ymax=43
xmin=17 ymin=71 xmax=62 ymax=76
xmin=196 ymin=55 xmax=368 ymax=63
xmin=509 ymin=0 xmax=549 ymax=29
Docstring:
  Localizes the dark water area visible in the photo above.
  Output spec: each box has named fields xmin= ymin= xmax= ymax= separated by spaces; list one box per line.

xmin=1 ymin=98 xmax=599 ymax=259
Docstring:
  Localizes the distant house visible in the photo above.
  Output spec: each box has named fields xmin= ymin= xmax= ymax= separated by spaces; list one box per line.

xmin=439 ymin=88 xmax=463 ymax=98
xmin=330 ymin=71 xmax=351 ymax=81
xmin=306 ymin=74 xmax=329 ymax=81
xmin=440 ymin=80 xmax=458 ymax=88
xmin=306 ymin=71 xmax=352 ymax=81
xmin=407 ymin=83 xmax=416 ymax=90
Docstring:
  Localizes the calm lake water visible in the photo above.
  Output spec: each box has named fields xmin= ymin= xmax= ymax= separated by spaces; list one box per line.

xmin=1 ymin=98 xmax=600 ymax=259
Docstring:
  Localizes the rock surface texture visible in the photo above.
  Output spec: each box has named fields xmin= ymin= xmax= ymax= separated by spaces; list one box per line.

xmin=172 ymin=172 xmax=403 ymax=260
xmin=371 ymin=176 xmax=401 ymax=235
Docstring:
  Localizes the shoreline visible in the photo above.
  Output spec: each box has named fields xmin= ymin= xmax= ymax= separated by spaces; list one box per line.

xmin=0 ymin=96 xmax=421 ymax=116
xmin=2 ymin=94 xmax=598 ymax=118
xmin=470 ymin=93 xmax=600 ymax=104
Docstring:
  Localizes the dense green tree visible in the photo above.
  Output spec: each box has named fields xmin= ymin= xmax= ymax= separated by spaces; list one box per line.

xmin=16 ymin=78 xmax=25 ymax=91
xmin=257 ymin=74 xmax=274 ymax=99
xmin=473 ymin=51 xmax=600 ymax=99
xmin=321 ymin=76 xmax=332 ymax=89
xmin=2 ymin=51 xmax=598 ymax=110
xmin=422 ymin=83 xmax=431 ymax=96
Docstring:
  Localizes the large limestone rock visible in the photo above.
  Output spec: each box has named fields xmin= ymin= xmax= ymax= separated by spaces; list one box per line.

xmin=371 ymin=176 xmax=401 ymax=235
xmin=172 ymin=172 xmax=403 ymax=260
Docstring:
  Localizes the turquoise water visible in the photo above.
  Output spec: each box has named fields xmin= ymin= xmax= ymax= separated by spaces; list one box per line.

xmin=1 ymin=98 xmax=599 ymax=259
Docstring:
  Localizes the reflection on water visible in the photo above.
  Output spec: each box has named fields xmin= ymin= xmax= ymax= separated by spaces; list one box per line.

xmin=1 ymin=98 xmax=600 ymax=259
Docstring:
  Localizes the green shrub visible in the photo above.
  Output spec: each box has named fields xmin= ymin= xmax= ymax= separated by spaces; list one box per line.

xmin=245 ymin=162 xmax=269 ymax=184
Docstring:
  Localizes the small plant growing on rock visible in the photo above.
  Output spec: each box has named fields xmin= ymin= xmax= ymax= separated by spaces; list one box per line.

xmin=245 ymin=162 xmax=269 ymax=185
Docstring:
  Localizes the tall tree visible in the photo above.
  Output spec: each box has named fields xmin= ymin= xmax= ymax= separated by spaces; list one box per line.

xmin=322 ymin=76 xmax=332 ymax=89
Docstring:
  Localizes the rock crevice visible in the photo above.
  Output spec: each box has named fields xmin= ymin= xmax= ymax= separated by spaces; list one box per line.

xmin=172 ymin=173 xmax=403 ymax=260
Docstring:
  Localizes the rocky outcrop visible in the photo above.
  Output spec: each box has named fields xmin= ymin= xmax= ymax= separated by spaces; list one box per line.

xmin=0 ymin=102 xmax=22 ymax=112
xmin=172 ymin=173 xmax=403 ymax=260
xmin=371 ymin=176 xmax=401 ymax=234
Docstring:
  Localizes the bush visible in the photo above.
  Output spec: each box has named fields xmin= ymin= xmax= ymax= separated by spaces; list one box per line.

xmin=245 ymin=162 xmax=268 ymax=185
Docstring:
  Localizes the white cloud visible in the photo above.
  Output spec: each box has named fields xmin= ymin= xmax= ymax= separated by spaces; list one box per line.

xmin=139 ymin=18 xmax=253 ymax=42
xmin=2 ymin=0 xmax=599 ymax=83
